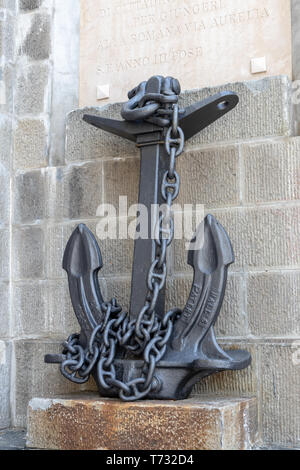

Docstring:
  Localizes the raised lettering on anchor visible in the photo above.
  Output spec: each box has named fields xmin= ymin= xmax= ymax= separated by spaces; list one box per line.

xmin=199 ymin=289 xmax=218 ymax=326
xmin=182 ymin=285 xmax=201 ymax=320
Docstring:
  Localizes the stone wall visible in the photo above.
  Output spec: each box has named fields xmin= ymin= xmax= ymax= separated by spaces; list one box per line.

xmin=0 ymin=0 xmax=81 ymax=429
xmin=0 ymin=0 xmax=299 ymax=451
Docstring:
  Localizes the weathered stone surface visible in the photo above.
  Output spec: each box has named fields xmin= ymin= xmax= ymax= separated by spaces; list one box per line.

xmin=18 ymin=13 xmax=51 ymax=60
xmin=46 ymin=221 xmax=79 ymax=279
xmin=12 ymin=226 xmax=45 ymax=280
xmin=13 ymin=279 xmax=81 ymax=337
xmin=0 ymin=0 xmax=16 ymax=11
xmin=19 ymin=0 xmax=42 ymax=10
xmin=0 ymin=229 xmax=9 ymax=280
xmin=177 ymin=145 xmax=240 ymax=208
xmin=13 ymin=169 xmax=46 ymax=223
xmin=192 ymin=342 xmax=258 ymax=397
xmin=47 ymin=279 xmax=81 ymax=336
xmin=12 ymin=281 xmax=47 ymax=336
xmin=260 ymin=342 xmax=300 ymax=447
xmin=27 ymin=395 xmax=257 ymax=450
xmin=13 ymin=340 xmax=97 ymax=428
xmin=105 ymin=277 xmax=131 ymax=312
xmin=47 ymin=162 xmax=104 ymax=220
xmin=0 ymin=162 xmax=10 ymax=223
xmin=49 ymin=72 xmax=78 ymax=167
xmin=0 ymin=282 xmax=10 ymax=338
xmin=13 ymin=119 xmax=48 ymax=170
xmin=65 ymin=106 xmax=138 ymax=163
xmin=211 ymin=206 xmax=300 ymax=269
xmin=0 ymin=429 xmax=26 ymax=450
xmin=0 ymin=115 xmax=12 ymax=169
xmin=0 ymin=65 xmax=14 ymax=114
xmin=0 ymin=341 xmax=11 ymax=429
xmin=49 ymin=0 xmax=80 ymax=166
xmin=243 ymin=138 xmax=300 ymax=203
xmin=0 ymin=12 xmax=15 ymax=61
xmin=247 ymin=271 xmax=300 ymax=337
xmin=103 ymin=157 xmax=140 ymax=208
xmin=174 ymin=206 xmax=300 ymax=272
xmin=14 ymin=63 xmax=50 ymax=116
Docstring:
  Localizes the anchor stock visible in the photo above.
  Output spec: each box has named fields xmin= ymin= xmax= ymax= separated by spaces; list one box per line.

xmin=45 ymin=75 xmax=251 ymax=400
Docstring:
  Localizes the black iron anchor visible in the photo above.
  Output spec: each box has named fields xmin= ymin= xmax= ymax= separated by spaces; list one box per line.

xmin=45 ymin=76 xmax=251 ymax=400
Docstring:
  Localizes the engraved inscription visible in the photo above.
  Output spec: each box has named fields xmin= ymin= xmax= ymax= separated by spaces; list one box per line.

xmin=80 ymin=0 xmax=292 ymax=106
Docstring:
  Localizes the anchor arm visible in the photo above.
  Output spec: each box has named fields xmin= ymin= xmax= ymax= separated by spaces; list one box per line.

xmin=179 ymin=92 xmax=239 ymax=141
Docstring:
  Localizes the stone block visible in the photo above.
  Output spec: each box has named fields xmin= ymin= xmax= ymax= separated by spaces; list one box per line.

xmin=47 ymin=278 xmax=81 ymax=336
xmin=48 ymin=162 xmax=104 ymax=220
xmin=65 ymin=107 xmax=138 ymax=163
xmin=0 ymin=341 xmax=11 ymax=429
xmin=0 ymin=0 xmax=16 ymax=11
xmin=174 ymin=206 xmax=300 ymax=272
xmin=13 ymin=340 xmax=97 ymax=428
xmin=13 ymin=119 xmax=48 ymax=170
xmin=12 ymin=226 xmax=45 ymax=280
xmin=260 ymin=342 xmax=300 ymax=447
xmin=103 ymin=157 xmax=140 ymax=208
xmin=247 ymin=271 xmax=300 ymax=337
xmin=177 ymin=146 xmax=240 ymax=208
xmin=192 ymin=342 xmax=258 ymax=398
xmin=27 ymin=395 xmax=257 ymax=450
xmin=12 ymin=281 xmax=47 ymax=336
xmin=243 ymin=138 xmax=300 ymax=203
xmin=105 ymin=277 xmax=131 ymax=311
xmin=46 ymin=221 xmax=78 ymax=279
xmin=216 ymin=274 xmax=246 ymax=337
xmin=49 ymin=73 xmax=79 ymax=167
xmin=14 ymin=63 xmax=50 ymax=116
xmin=0 ymin=65 xmax=14 ymax=114
xmin=210 ymin=206 xmax=300 ymax=269
xmin=0 ymin=13 xmax=15 ymax=61
xmin=97 ymin=236 xmax=135 ymax=279
xmin=0 ymin=228 xmax=9 ymax=280
xmin=19 ymin=0 xmax=42 ymax=10
xmin=0 ymin=115 xmax=12 ymax=169
xmin=0 ymin=162 xmax=9 ymax=223
xmin=0 ymin=282 xmax=10 ymax=338
xmin=18 ymin=12 xmax=51 ymax=61
xmin=13 ymin=169 xmax=46 ymax=224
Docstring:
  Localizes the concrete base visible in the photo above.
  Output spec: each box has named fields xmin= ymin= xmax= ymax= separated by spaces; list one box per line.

xmin=27 ymin=394 xmax=257 ymax=450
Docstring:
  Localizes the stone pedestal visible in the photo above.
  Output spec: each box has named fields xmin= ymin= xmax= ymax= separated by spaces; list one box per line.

xmin=27 ymin=394 xmax=257 ymax=450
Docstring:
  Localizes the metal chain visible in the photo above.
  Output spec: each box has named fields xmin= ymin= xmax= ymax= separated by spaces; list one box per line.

xmin=60 ymin=100 xmax=185 ymax=401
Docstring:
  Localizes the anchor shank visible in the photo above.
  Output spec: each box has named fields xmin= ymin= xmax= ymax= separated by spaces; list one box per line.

xmin=129 ymin=133 xmax=169 ymax=320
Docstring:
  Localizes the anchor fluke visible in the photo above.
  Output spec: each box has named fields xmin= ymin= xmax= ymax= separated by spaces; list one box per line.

xmin=62 ymin=224 xmax=105 ymax=345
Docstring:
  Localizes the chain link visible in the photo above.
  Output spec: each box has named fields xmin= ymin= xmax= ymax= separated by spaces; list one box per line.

xmin=60 ymin=98 xmax=185 ymax=401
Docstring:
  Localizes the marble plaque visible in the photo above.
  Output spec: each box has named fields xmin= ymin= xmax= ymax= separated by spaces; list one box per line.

xmin=80 ymin=0 xmax=292 ymax=106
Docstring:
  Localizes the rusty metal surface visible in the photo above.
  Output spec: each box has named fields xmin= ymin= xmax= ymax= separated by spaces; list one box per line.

xmin=27 ymin=395 xmax=258 ymax=450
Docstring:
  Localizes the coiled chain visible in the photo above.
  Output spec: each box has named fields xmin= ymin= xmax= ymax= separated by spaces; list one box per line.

xmin=61 ymin=98 xmax=185 ymax=401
